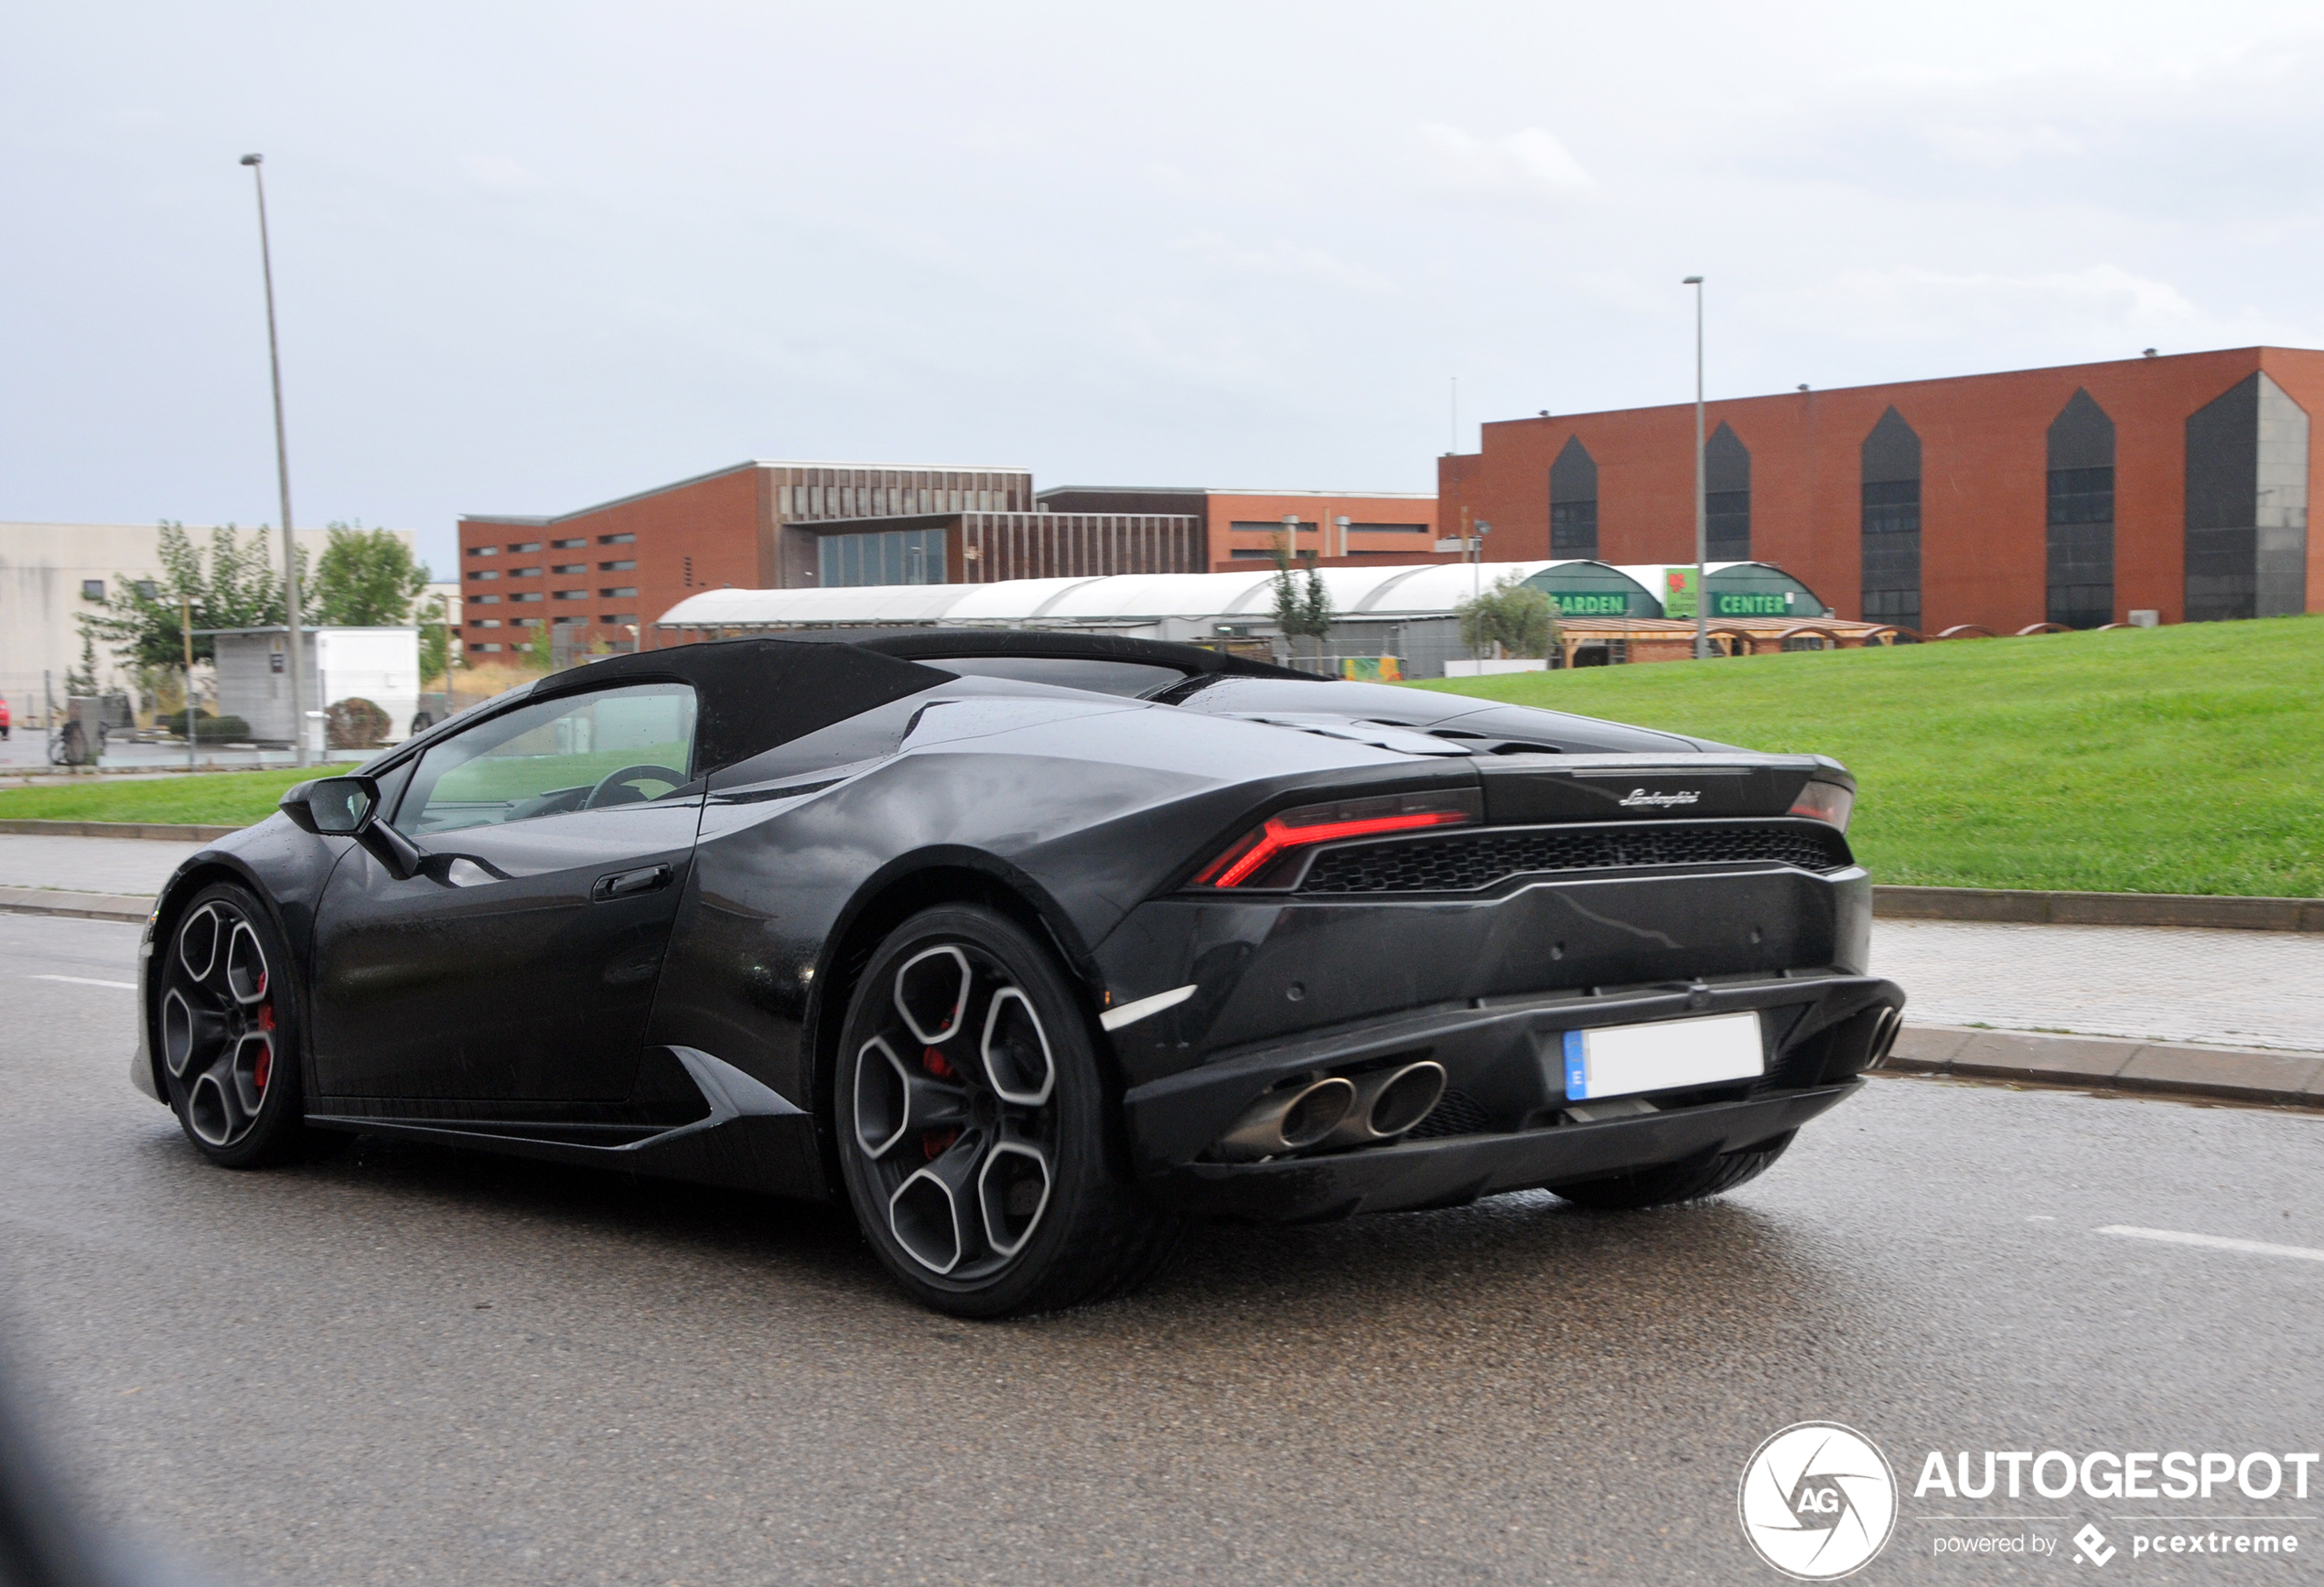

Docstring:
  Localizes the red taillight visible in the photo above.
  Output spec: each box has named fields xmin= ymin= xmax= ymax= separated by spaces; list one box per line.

xmin=1788 ymin=780 xmax=1854 ymax=832
xmin=1193 ymin=788 xmax=1480 ymax=889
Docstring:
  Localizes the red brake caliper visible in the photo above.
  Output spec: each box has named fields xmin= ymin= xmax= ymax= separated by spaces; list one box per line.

xmin=254 ymin=1004 xmax=275 ymax=1091
xmin=921 ymin=1047 xmax=958 ymax=1158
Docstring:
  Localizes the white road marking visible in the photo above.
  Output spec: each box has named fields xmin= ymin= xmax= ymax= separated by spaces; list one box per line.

xmin=2096 ymin=1225 xmax=2324 ymax=1264
xmin=27 ymin=973 xmax=135 ymax=990
xmin=1100 ymin=983 xmax=1198 ymax=1032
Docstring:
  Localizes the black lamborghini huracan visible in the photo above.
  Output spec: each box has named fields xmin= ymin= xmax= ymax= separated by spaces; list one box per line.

xmin=134 ymin=631 xmax=1903 ymax=1316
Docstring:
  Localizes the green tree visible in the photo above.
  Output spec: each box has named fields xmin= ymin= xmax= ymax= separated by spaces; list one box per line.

xmin=311 ymin=523 xmax=429 ymax=626
xmin=1457 ymin=573 xmax=1560 ymax=659
xmin=78 ymin=521 xmax=309 ymax=670
xmin=415 ymin=592 xmax=452 ymax=685
xmin=64 ymin=632 xmax=100 ymax=696
xmin=1270 ymin=542 xmax=1334 ymax=666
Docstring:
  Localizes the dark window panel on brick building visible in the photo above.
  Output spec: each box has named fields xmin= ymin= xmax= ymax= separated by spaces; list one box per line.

xmin=1705 ymin=422 xmax=1750 ymax=562
xmin=2046 ymin=389 xmax=2116 ymax=629
xmin=1860 ymin=407 xmax=1922 ymax=633
xmin=1549 ymin=435 xmax=1598 ymax=556
xmin=2185 ymin=372 xmax=2311 ymax=623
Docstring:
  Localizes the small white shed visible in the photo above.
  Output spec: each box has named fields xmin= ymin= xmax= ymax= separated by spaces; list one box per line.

xmin=209 ymin=627 xmax=422 ymax=751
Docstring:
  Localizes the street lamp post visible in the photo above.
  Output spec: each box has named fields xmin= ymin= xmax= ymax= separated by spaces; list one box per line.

xmin=1684 ymin=275 xmax=1708 ymax=660
xmin=240 ymin=153 xmax=307 ymax=766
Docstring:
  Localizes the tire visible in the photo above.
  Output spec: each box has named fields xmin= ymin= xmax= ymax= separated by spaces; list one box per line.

xmin=833 ymin=905 xmax=1181 ymax=1318
xmin=156 ymin=882 xmax=326 ymax=1169
xmin=1545 ymin=1130 xmax=1797 ymax=1212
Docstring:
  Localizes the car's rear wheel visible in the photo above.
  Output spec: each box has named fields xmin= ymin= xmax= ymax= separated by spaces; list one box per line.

xmin=834 ymin=905 xmax=1180 ymax=1318
xmin=158 ymin=883 xmax=328 ymax=1169
xmin=1544 ymin=1130 xmax=1796 ymax=1211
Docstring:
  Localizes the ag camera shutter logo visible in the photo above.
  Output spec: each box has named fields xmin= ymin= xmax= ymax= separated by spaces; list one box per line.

xmin=1739 ymin=1422 xmax=1898 ymax=1579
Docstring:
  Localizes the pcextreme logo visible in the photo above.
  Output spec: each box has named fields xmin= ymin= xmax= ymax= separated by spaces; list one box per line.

xmin=1739 ymin=1422 xmax=1899 ymax=1580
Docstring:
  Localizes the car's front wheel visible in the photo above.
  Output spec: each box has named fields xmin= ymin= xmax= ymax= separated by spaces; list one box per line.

xmin=156 ymin=882 xmax=328 ymax=1168
xmin=1544 ymin=1131 xmax=1796 ymax=1211
xmin=834 ymin=905 xmax=1180 ymax=1318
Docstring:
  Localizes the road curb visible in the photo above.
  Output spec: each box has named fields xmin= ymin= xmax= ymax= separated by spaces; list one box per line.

xmin=0 ymin=886 xmax=153 ymax=924
xmin=1880 ymin=1024 xmax=2324 ymax=1109
xmin=0 ymin=819 xmax=240 ymax=841
xmin=1874 ymin=885 xmax=2323 ymax=932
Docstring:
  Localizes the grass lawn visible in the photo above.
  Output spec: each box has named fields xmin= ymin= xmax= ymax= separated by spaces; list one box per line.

xmin=1413 ymin=615 xmax=2323 ymax=897
xmin=0 ymin=767 xmax=318 ymax=827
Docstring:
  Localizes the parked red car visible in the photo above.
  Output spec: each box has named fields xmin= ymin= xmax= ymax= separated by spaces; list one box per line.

xmin=0 ymin=694 xmax=11 ymax=739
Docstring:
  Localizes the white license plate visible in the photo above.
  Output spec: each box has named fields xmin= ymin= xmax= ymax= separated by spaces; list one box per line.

xmin=1561 ymin=1011 xmax=1764 ymax=1101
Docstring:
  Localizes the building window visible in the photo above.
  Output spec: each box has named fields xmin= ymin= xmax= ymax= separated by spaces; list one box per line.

xmin=511 ymin=566 xmax=541 ymax=577
xmin=598 ymin=532 xmax=635 ymax=545
xmin=1230 ymin=520 xmax=1317 ymax=535
xmin=600 ymin=613 xmax=638 ymax=624
xmin=2045 ymin=390 xmax=2116 ymax=629
xmin=1549 ymin=434 xmax=1598 ymax=556
xmin=552 ymin=538 xmax=586 ymax=549
xmin=600 ymin=586 xmax=639 ymax=598
xmin=552 ymin=563 xmax=585 ymax=574
xmin=513 ymin=617 xmax=540 ymax=627
xmin=2185 ymin=371 xmax=2311 ymax=623
xmin=1860 ymin=405 xmax=1922 ymax=632
xmin=468 ymin=544 xmax=498 ymax=556
xmin=468 ymin=569 xmax=498 ymax=580
xmin=81 ymin=579 xmax=106 ymax=601
xmin=1705 ymin=422 xmax=1750 ymax=562
xmin=511 ymin=542 xmax=541 ymax=552
xmin=474 ymin=643 xmax=502 ymax=652
xmin=472 ymin=619 xmax=501 ymax=628
xmin=474 ymin=595 xmax=500 ymax=605
xmin=818 ymin=527 xmax=948 ymax=587
xmin=1350 ymin=522 xmax=1429 ymax=534
xmin=513 ymin=592 xmax=543 ymax=603
xmin=599 ymin=559 xmax=636 ymax=571
xmin=1228 ymin=548 xmax=1278 ymax=560
xmin=553 ymin=589 xmax=587 ymax=600
xmin=552 ymin=616 xmax=586 ymax=626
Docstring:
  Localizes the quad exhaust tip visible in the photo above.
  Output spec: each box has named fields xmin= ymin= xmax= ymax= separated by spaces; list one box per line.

xmin=1212 ymin=1076 xmax=1357 ymax=1161
xmin=1318 ymin=1060 xmax=1447 ymax=1149
xmin=1211 ymin=1060 xmax=1448 ymax=1162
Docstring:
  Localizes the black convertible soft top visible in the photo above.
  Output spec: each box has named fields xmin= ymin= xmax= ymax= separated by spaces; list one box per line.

xmin=851 ymin=628 xmax=1321 ymax=681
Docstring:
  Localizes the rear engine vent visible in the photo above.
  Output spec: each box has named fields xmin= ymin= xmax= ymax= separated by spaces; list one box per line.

xmin=1297 ymin=821 xmax=1852 ymax=895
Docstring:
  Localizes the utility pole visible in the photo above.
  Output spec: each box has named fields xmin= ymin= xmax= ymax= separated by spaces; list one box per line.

xmin=182 ymin=594 xmax=197 ymax=775
xmin=242 ymin=153 xmax=307 ymax=765
xmin=1684 ymin=275 xmax=1708 ymax=660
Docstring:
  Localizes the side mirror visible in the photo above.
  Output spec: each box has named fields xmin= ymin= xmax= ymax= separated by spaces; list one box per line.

xmin=283 ymin=777 xmax=376 ymax=835
xmin=279 ymin=775 xmax=421 ymax=879
xmin=280 ymin=777 xmax=376 ymax=835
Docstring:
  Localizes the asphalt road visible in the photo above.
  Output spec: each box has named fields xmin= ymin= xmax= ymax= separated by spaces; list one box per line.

xmin=5 ymin=914 xmax=2322 ymax=1585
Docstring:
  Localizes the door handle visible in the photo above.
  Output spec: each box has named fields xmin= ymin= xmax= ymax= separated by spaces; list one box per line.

xmin=592 ymin=863 xmax=672 ymax=901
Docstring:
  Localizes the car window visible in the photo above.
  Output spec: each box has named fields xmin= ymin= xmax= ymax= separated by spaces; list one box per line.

xmin=395 ymin=682 xmax=698 ymax=835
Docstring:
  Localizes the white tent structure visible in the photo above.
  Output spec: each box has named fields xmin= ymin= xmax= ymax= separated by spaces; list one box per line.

xmin=654 ymin=561 xmax=1671 ymax=677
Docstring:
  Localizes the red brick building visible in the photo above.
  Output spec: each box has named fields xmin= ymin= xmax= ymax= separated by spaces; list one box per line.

xmin=457 ymin=464 xmax=1436 ymax=656
xmin=1438 ymin=348 xmax=2320 ymax=634
xmin=1036 ymin=487 xmax=1439 ymax=570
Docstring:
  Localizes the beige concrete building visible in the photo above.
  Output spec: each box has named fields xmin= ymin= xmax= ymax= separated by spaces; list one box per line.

xmin=0 ymin=522 xmax=393 ymax=728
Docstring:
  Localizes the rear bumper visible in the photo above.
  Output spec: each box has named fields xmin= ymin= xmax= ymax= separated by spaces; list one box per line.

xmin=1121 ymin=972 xmax=1900 ymax=1221
xmin=1150 ymin=1083 xmax=1856 ymax=1222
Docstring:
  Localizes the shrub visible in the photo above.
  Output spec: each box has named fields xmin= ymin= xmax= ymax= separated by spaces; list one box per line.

xmin=326 ymin=697 xmax=393 ymax=749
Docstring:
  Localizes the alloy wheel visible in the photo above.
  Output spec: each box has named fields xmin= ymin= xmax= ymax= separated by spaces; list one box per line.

xmin=849 ymin=942 xmax=1059 ymax=1279
xmin=162 ymin=899 xmax=279 ymax=1149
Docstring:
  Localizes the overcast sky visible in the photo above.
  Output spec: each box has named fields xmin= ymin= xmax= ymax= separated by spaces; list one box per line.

xmin=6 ymin=1 xmax=2322 ymax=571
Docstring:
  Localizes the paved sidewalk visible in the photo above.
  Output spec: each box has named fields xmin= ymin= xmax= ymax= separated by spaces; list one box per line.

xmin=1870 ymin=918 xmax=2324 ymax=1055
xmin=0 ymin=834 xmax=203 ymax=896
